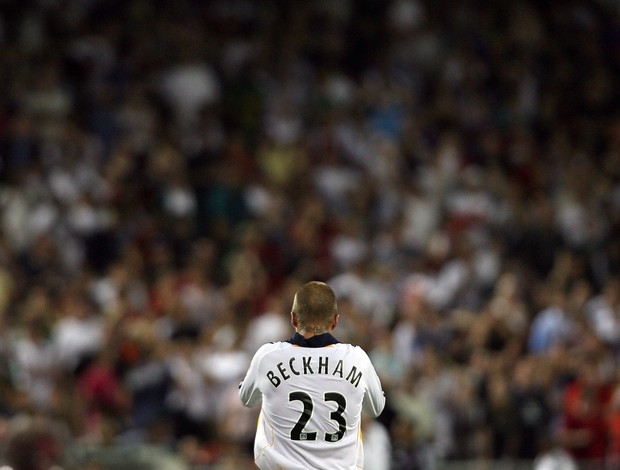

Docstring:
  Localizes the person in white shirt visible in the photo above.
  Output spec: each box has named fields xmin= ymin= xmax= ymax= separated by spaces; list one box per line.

xmin=239 ymin=281 xmax=386 ymax=470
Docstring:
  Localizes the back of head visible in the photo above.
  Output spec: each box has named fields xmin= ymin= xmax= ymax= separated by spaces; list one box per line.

xmin=292 ymin=281 xmax=338 ymax=330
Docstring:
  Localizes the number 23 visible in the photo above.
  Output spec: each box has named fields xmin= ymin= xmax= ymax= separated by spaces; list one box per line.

xmin=289 ymin=391 xmax=347 ymax=442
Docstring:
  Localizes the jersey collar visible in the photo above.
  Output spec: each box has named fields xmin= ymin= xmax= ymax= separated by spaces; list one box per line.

xmin=287 ymin=332 xmax=340 ymax=347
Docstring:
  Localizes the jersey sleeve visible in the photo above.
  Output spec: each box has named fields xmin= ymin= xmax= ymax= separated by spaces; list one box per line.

xmin=360 ymin=348 xmax=386 ymax=417
xmin=238 ymin=343 xmax=271 ymax=407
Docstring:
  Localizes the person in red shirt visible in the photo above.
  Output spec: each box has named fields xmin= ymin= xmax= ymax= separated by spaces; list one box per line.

xmin=559 ymin=358 xmax=612 ymax=463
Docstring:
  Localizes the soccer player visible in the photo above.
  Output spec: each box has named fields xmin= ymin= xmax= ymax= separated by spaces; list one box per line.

xmin=239 ymin=281 xmax=386 ymax=470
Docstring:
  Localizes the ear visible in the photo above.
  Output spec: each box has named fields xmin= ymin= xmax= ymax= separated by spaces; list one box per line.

xmin=330 ymin=313 xmax=339 ymax=331
xmin=291 ymin=311 xmax=299 ymax=329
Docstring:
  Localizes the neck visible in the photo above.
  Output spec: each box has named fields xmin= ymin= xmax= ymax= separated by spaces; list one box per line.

xmin=298 ymin=326 xmax=329 ymax=338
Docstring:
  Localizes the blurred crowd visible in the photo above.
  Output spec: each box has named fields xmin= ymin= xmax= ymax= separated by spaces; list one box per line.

xmin=1 ymin=0 xmax=620 ymax=469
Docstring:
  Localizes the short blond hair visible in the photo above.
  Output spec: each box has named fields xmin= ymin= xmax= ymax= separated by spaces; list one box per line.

xmin=292 ymin=281 xmax=338 ymax=329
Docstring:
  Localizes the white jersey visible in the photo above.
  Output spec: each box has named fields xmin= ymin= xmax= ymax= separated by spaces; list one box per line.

xmin=239 ymin=333 xmax=386 ymax=470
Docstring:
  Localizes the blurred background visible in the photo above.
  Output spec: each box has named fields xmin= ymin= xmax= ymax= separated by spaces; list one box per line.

xmin=0 ymin=0 xmax=620 ymax=468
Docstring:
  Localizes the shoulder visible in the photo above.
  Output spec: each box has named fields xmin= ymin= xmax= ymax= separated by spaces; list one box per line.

xmin=251 ymin=341 xmax=293 ymax=361
xmin=336 ymin=341 xmax=368 ymax=352
xmin=334 ymin=343 xmax=373 ymax=360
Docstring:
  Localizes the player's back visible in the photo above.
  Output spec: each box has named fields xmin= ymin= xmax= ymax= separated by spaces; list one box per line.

xmin=241 ymin=340 xmax=384 ymax=470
